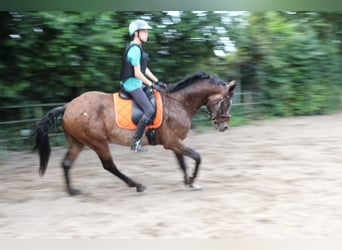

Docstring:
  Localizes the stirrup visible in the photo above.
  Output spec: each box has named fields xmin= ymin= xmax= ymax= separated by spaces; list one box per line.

xmin=131 ymin=140 xmax=148 ymax=152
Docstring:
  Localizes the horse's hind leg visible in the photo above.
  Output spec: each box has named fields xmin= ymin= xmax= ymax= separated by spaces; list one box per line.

xmin=62 ymin=134 xmax=84 ymax=196
xmin=99 ymin=157 xmax=146 ymax=192
xmin=92 ymin=142 xmax=146 ymax=192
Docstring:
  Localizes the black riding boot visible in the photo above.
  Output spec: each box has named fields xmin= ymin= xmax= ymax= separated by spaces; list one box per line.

xmin=131 ymin=116 xmax=150 ymax=152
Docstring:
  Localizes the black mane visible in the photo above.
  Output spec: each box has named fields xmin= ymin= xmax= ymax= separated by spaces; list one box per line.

xmin=166 ymin=71 xmax=225 ymax=93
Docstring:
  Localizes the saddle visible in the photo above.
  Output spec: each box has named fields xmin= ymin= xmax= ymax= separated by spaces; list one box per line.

xmin=113 ymin=86 xmax=163 ymax=131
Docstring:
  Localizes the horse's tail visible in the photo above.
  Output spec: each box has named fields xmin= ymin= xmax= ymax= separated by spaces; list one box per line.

xmin=32 ymin=106 xmax=65 ymax=176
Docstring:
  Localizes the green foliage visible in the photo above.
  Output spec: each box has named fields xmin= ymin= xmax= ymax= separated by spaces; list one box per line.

xmin=0 ymin=11 xmax=229 ymax=107
xmin=1 ymin=11 xmax=341 ymax=118
xmin=234 ymin=11 xmax=342 ymax=116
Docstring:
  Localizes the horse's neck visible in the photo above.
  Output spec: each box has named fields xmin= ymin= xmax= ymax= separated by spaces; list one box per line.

xmin=171 ymin=82 xmax=217 ymax=114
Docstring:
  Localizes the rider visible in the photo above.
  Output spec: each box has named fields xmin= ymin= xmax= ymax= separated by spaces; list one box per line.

xmin=120 ymin=19 xmax=162 ymax=152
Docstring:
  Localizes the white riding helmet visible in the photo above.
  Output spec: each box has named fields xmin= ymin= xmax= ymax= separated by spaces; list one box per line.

xmin=129 ymin=19 xmax=152 ymax=36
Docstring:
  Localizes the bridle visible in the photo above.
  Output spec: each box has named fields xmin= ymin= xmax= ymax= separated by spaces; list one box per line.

xmin=206 ymin=94 xmax=233 ymax=123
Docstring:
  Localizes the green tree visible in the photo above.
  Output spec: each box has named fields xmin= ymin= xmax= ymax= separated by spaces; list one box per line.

xmin=1 ymin=11 xmax=341 ymax=118
xmin=0 ymin=11 xmax=231 ymax=107
xmin=231 ymin=11 xmax=341 ymax=115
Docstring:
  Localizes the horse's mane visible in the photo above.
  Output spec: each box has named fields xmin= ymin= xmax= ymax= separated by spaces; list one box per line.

xmin=166 ymin=71 xmax=225 ymax=93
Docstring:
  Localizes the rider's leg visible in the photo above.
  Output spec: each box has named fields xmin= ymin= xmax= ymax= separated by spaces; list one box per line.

xmin=129 ymin=88 xmax=154 ymax=152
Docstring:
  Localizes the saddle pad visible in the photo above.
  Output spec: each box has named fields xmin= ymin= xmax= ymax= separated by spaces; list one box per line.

xmin=113 ymin=90 xmax=163 ymax=130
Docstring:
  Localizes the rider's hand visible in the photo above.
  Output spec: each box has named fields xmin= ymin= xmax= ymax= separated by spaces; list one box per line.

xmin=151 ymin=83 xmax=163 ymax=92
xmin=156 ymin=81 xmax=167 ymax=89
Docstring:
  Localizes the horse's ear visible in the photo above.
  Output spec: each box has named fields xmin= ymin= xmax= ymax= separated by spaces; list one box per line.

xmin=227 ymin=80 xmax=236 ymax=93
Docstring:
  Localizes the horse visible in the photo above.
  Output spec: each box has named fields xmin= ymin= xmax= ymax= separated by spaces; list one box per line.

xmin=33 ymin=71 xmax=236 ymax=196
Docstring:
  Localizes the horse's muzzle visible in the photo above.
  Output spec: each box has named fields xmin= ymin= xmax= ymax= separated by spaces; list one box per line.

xmin=214 ymin=121 xmax=229 ymax=132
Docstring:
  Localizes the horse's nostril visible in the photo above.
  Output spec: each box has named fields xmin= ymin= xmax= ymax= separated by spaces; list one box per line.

xmin=218 ymin=123 xmax=229 ymax=132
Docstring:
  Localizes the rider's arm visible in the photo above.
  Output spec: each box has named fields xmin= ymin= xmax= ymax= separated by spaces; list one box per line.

xmin=133 ymin=65 xmax=153 ymax=87
xmin=145 ymin=67 xmax=158 ymax=83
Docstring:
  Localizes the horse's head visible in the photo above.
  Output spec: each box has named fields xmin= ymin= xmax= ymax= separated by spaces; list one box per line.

xmin=206 ymin=80 xmax=236 ymax=132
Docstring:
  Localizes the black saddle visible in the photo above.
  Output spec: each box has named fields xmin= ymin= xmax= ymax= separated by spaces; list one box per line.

xmin=119 ymin=84 xmax=157 ymax=125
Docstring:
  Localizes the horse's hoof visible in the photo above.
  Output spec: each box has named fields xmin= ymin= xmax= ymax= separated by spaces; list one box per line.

xmin=184 ymin=177 xmax=193 ymax=185
xmin=189 ymin=183 xmax=203 ymax=191
xmin=68 ymin=188 xmax=82 ymax=196
xmin=188 ymin=176 xmax=195 ymax=185
xmin=136 ymin=184 xmax=146 ymax=192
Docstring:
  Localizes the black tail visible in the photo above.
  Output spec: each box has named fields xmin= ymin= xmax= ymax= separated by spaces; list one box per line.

xmin=32 ymin=106 xmax=65 ymax=176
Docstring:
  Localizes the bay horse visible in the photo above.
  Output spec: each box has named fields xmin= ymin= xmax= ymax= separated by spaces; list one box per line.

xmin=33 ymin=71 xmax=236 ymax=195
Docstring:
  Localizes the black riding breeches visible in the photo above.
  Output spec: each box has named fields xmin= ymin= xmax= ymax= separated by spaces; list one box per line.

xmin=129 ymin=87 xmax=155 ymax=120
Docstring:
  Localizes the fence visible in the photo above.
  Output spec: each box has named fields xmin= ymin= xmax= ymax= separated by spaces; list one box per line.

xmin=0 ymin=92 xmax=264 ymax=151
xmin=0 ymin=102 xmax=66 ymax=152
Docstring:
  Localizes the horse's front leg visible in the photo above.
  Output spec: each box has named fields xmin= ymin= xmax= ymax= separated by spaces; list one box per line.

xmin=183 ymin=147 xmax=201 ymax=186
xmin=174 ymin=153 xmax=189 ymax=185
xmin=174 ymin=147 xmax=201 ymax=187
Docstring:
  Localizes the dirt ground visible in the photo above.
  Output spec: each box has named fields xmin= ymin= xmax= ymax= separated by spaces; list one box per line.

xmin=1 ymin=112 xmax=342 ymax=239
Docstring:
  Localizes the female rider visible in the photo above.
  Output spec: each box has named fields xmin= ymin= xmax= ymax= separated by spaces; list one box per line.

xmin=119 ymin=19 xmax=162 ymax=152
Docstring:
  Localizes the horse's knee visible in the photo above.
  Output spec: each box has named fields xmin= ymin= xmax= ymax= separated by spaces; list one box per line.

xmin=194 ymin=152 xmax=201 ymax=165
xmin=186 ymin=148 xmax=201 ymax=165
